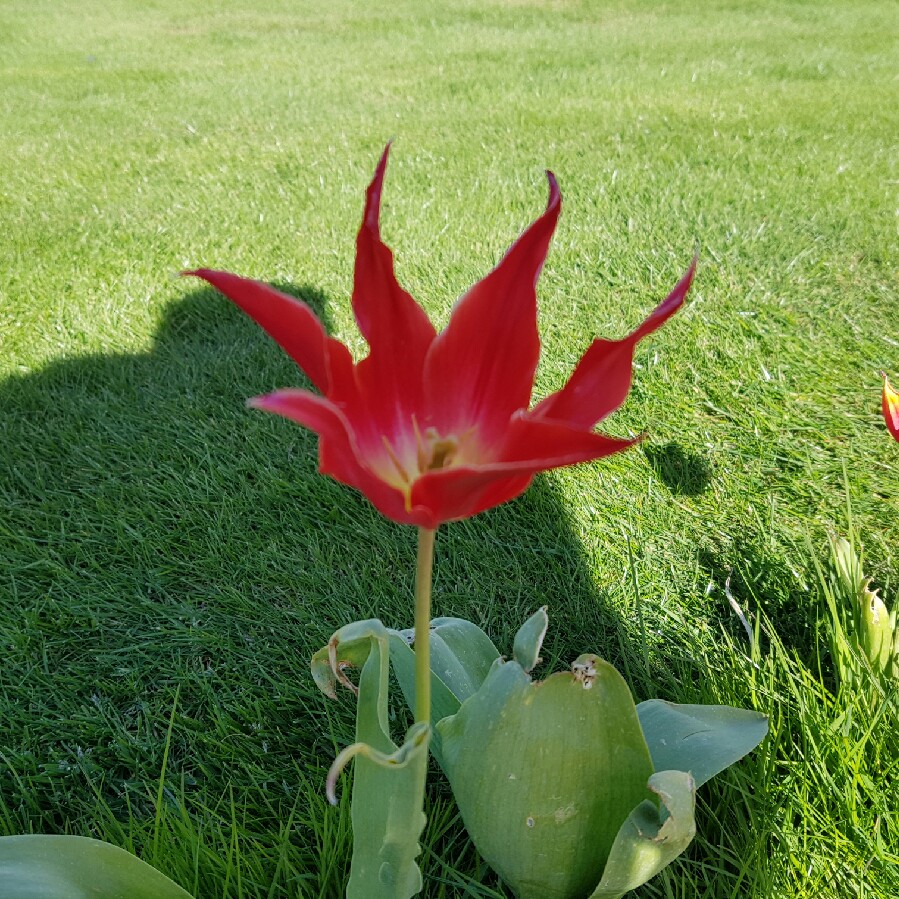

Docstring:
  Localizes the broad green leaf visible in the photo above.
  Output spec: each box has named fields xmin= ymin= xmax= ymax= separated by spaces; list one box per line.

xmin=388 ymin=617 xmax=500 ymax=767
xmin=589 ymin=770 xmax=696 ymax=899
xmin=393 ymin=617 xmax=500 ymax=706
xmin=387 ymin=633 xmax=460 ymax=769
xmin=429 ymin=617 xmax=500 ymax=699
xmin=312 ymin=620 xmax=429 ymax=899
xmin=332 ymin=722 xmax=430 ymax=899
xmin=0 ymin=834 xmax=193 ymax=899
xmin=636 ymin=700 xmax=768 ymax=788
xmin=438 ymin=655 xmax=654 ymax=899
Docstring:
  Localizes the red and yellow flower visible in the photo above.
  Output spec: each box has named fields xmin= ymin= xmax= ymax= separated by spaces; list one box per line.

xmin=883 ymin=372 xmax=899 ymax=443
xmin=189 ymin=147 xmax=694 ymax=527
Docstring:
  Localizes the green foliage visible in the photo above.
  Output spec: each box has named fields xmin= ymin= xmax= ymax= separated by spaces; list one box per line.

xmin=439 ymin=652 xmax=656 ymax=899
xmin=437 ymin=614 xmax=767 ymax=899
xmin=818 ymin=534 xmax=899 ymax=689
xmin=388 ymin=618 xmax=501 ymax=766
xmin=636 ymin=701 xmax=769 ymax=789
xmin=384 ymin=610 xmax=765 ymax=898
xmin=0 ymin=835 xmax=193 ymax=899
xmin=589 ymin=771 xmax=695 ymax=899
xmin=1 ymin=0 xmax=897 ymax=896
xmin=511 ymin=606 xmax=548 ymax=673
xmin=311 ymin=620 xmax=429 ymax=899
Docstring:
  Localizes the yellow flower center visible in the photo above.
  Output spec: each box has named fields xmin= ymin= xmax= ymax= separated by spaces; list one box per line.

xmin=378 ymin=417 xmax=471 ymax=508
xmin=417 ymin=428 xmax=460 ymax=473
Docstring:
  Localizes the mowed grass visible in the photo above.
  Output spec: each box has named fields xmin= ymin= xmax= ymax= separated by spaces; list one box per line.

xmin=1 ymin=0 xmax=897 ymax=896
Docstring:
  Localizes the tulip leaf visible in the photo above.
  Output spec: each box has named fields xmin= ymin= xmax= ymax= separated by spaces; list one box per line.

xmin=589 ymin=770 xmax=696 ymax=899
xmin=386 ymin=634 xmax=460 ymax=769
xmin=393 ymin=617 xmax=500 ymax=705
xmin=636 ymin=700 xmax=768 ymax=788
xmin=512 ymin=606 xmax=548 ymax=673
xmin=430 ymin=616 xmax=501 ymax=698
xmin=0 ymin=834 xmax=193 ymax=899
xmin=438 ymin=655 xmax=654 ymax=899
xmin=311 ymin=618 xmax=387 ymax=701
xmin=312 ymin=620 xmax=429 ymax=899
xmin=388 ymin=617 xmax=500 ymax=767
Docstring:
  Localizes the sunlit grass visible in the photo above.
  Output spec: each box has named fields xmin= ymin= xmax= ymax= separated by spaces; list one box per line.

xmin=1 ymin=0 xmax=897 ymax=896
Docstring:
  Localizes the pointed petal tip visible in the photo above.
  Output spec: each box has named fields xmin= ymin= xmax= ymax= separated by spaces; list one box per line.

xmin=246 ymin=393 xmax=276 ymax=411
xmin=628 ymin=256 xmax=696 ymax=343
xmin=545 ymin=170 xmax=561 ymax=208
xmin=364 ymin=144 xmax=392 ymax=230
xmin=672 ymin=255 xmax=698 ymax=303
xmin=182 ymin=267 xmax=221 ymax=282
xmin=247 ymin=392 xmax=292 ymax=414
xmin=375 ymin=141 xmax=392 ymax=176
xmin=684 ymin=253 xmax=698 ymax=286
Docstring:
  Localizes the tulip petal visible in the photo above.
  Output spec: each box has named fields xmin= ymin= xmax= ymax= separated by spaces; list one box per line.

xmin=498 ymin=415 xmax=639 ymax=466
xmin=410 ymin=418 xmax=635 ymax=522
xmin=187 ymin=269 xmax=353 ymax=395
xmin=411 ymin=470 xmax=535 ymax=524
xmin=423 ymin=172 xmax=561 ymax=448
xmin=531 ymin=260 xmax=695 ymax=429
xmin=352 ymin=146 xmax=437 ymax=436
xmin=249 ymin=389 xmax=419 ymax=524
xmin=882 ymin=372 xmax=899 ymax=442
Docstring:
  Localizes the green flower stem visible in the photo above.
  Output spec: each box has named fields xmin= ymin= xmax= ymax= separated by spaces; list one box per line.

xmin=414 ymin=527 xmax=437 ymax=724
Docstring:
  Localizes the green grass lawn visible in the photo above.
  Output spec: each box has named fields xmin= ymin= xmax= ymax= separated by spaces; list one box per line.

xmin=1 ymin=0 xmax=898 ymax=895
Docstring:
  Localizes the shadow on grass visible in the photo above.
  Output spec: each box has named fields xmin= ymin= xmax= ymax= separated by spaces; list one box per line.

xmin=0 ymin=282 xmax=644 ymax=896
xmin=643 ymin=441 xmax=712 ymax=497
xmin=694 ymin=540 xmax=815 ymax=662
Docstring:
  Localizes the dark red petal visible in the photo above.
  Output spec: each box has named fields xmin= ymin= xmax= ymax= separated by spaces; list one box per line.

xmin=531 ymin=259 xmax=696 ymax=429
xmin=187 ymin=268 xmax=353 ymax=395
xmin=249 ymin=389 xmax=425 ymax=525
xmin=409 ymin=416 xmax=636 ymax=523
xmin=410 ymin=469 xmax=535 ymax=524
xmin=422 ymin=172 xmax=561 ymax=448
xmin=352 ymin=146 xmax=437 ymax=434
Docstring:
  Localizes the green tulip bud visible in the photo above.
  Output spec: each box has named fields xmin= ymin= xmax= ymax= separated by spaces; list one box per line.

xmin=830 ymin=537 xmax=898 ymax=681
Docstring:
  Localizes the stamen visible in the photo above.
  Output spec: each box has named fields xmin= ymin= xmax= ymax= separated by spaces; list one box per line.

xmin=381 ymin=435 xmax=412 ymax=484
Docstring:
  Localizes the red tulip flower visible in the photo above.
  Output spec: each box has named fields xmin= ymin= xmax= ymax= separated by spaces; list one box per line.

xmin=883 ymin=372 xmax=899 ymax=443
xmin=188 ymin=147 xmax=694 ymax=529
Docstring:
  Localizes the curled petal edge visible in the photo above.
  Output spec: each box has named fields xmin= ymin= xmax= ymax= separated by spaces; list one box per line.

xmin=422 ymin=171 xmax=561 ymax=445
xmin=408 ymin=424 xmax=637 ymax=523
xmin=185 ymin=268 xmax=353 ymax=395
xmin=248 ymin=389 xmax=430 ymax=526
xmin=353 ymin=144 xmax=437 ymax=378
